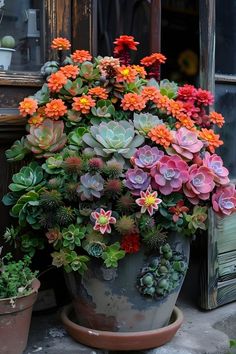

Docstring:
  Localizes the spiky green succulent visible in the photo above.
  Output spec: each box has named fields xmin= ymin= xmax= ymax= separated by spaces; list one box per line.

xmin=117 ymin=193 xmax=135 ymax=212
xmin=142 ymin=226 xmax=168 ymax=251
xmin=26 ymin=119 xmax=67 ymax=158
xmin=115 ymin=215 xmax=135 ymax=234
xmin=56 ymin=206 xmax=77 ymax=226
xmin=83 ymin=120 xmax=144 ymax=159
xmin=40 ymin=190 xmax=62 ymax=210
xmin=133 ymin=112 xmax=163 ymax=135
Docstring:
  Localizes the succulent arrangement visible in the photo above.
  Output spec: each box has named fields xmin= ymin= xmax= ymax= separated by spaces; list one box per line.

xmin=2 ymin=35 xmax=236 ymax=298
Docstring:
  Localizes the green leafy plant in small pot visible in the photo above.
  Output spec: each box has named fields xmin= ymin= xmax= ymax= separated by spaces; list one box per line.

xmin=0 ymin=249 xmax=40 ymax=354
xmin=2 ymin=35 xmax=236 ymax=351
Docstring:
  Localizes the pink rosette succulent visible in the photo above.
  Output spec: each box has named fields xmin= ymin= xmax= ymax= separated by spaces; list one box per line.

xmin=131 ymin=145 xmax=164 ymax=169
xmin=125 ymin=168 xmax=151 ymax=195
xmin=168 ymin=127 xmax=203 ymax=160
xmin=203 ymin=152 xmax=229 ymax=186
xmin=212 ymin=184 xmax=236 ymax=216
xmin=183 ymin=164 xmax=215 ymax=204
xmin=150 ymin=155 xmax=189 ymax=195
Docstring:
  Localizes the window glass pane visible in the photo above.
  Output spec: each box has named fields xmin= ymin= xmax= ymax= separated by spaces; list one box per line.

xmin=215 ymin=83 xmax=236 ymax=178
xmin=0 ymin=0 xmax=44 ymax=72
xmin=216 ymin=0 xmax=236 ymax=75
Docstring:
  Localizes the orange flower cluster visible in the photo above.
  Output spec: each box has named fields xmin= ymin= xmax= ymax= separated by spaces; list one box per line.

xmin=19 ymin=98 xmax=38 ymax=117
xmin=72 ymin=95 xmax=96 ymax=114
xmin=175 ymin=114 xmax=196 ymax=131
xmin=141 ymin=86 xmax=159 ymax=101
xmin=51 ymin=37 xmax=71 ymax=50
xmin=121 ymin=93 xmax=146 ymax=111
xmin=47 ymin=72 xmax=67 ymax=92
xmin=60 ymin=65 xmax=79 ymax=79
xmin=113 ymin=35 xmax=139 ymax=54
xmin=45 ymin=99 xmax=67 ymax=120
xmin=88 ymin=87 xmax=108 ymax=100
xmin=148 ymin=125 xmax=173 ymax=148
xmin=28 ymin=114 xmax=44 ymax=126
xmin=140 ymin=53 xmax=166 ymax=67
xmin=153 ymin=93 xmax=169 ymax=111
xmin=71 ymin=50 xmax=92 ymax=63
xmin=132 ymin=65 xmax=147 ymax=78
xmin=166 ymin=100 xmax=184 ymax=118
xmin=198 ymin=128 xmax=223 ymax=153
xmin=209 ymin=111 xmax=225 ymax=128
xmin=116 ymin=66 xmax=137 ymax=83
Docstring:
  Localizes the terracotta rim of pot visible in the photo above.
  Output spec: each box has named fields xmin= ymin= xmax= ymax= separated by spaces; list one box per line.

xmin=61 ymin=304 xmax=183 ymax=351
xmin=0 ymin=278 xmax=40 ymax=315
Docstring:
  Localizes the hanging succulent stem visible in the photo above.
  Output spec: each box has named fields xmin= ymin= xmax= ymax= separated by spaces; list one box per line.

xmin=118 ymin=48 xmax=131 ymax=66
xmin=149 ymin=62 xmax=161 ymax=82
xmin=57 ymin=50 xmax=63 ymax=66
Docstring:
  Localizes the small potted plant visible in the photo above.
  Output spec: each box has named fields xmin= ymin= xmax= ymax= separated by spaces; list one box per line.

xmin=0 ymin=248 xmax=40 ymax=354
xmin=2 ymin=35 xmax=236 ymax=350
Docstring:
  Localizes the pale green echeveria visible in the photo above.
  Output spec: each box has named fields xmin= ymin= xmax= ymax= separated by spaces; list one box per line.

xmin=83 ymin=120 xmax=144 ymax=159
xmin=26 ymin=119 xmax=67 ymax=158
xmin=5 ymin=137 xmax=30 ymax=162
xmin=9 ymin=162 xmax=45 ymax=192
xmin=158 ymin=79 xmax=179 ymax=99
xmin=133 ymin=112 xmax=163 ymax=135
xmin=42 ymin=154 xmax=64 ymax=174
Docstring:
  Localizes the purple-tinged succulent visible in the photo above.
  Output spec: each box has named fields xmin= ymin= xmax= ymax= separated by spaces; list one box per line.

xmin=212 ymin=184 xmax=236 ymax=216
xmin=125 ymin=168 xmax=151 ymax=195
xmin=77 ymin=173 xmax=104 ymax=201
xmin=202 ymin=152 xmax=229 ymax=186
xmin=168 ymin=127 xmax=203 ymax=160
xmin=183 ymin=164 xmax=215 ymax=204
xmin=131 ymin=145 xmax=164 ymax=169
xmin=151 ymin=155 xmax=189 ymax=195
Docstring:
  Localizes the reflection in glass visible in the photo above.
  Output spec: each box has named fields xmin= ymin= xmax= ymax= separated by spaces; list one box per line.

xmin=0 ymin=0 xmax=44 ymax=72
xmin=216 ymin=0 xmax=236 ymax=75
xmin=215 ymin=84 xmax=236 ymax=178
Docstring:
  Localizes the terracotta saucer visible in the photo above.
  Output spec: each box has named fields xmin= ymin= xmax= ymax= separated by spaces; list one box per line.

xmin=61 ymin=304 xmax=183 ymax=351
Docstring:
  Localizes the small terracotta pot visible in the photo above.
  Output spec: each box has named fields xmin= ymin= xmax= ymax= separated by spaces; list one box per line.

xmin=0 ymin=279 xmax=40 ymax=354
xmin=61 ymin=304 xmax=183 ymax=350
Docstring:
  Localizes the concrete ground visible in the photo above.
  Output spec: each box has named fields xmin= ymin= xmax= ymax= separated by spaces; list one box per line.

xmin=23 ymin=296 xmax=236 ymax=354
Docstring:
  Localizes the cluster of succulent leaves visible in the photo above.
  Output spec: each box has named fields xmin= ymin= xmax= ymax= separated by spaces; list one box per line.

xmin=0 ymin=251 xmax=37 ymax=299
xmin=137 ymin=243 xmax=188 ymax=298
xmin=2 ymin=47 xmax=209 ymax=275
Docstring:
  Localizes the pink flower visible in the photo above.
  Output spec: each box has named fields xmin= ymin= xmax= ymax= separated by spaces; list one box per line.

xmin=212 ymin=184 xmax=236 ymax=216
xmin=136 ymin=186 xmax=162 ymax=216
xmin=169 ymin=127 xmax=203 ymax=160
xmin=202 ymin=152 xmax=229 ymax=186
xmin=177 ymin=84 xmax=197 ymax=101
xmin=183 ymin=164 xmax=215 ymax=204
xmin=91 ymin=208 xmax=116 ymax=234
xmin=150 ymin=155 xmax=189 ymax=195
xmin=196 ymin=88 xmax=214 ymax=106
xmin=181 ymin=100 xmax=200 ymax=119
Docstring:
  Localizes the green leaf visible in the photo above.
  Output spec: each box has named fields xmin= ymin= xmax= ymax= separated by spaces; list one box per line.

xmin=102 ymin=242 xmax=125 ymax=268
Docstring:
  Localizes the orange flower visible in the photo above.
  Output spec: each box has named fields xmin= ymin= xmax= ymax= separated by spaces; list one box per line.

xmin=71 ymin=50 xmax=92 ymax=63
xmin=47 ymin=72 xmax=67 ymax=92
xmin=121 ymin=93 xmax=146 ymax=111
xmin=153 ymin=93 xmax=170 ymax=111
xmin=148 ymin=125 xmax=173 ymax=148
xmin=140 ymin=53 xmax=166 ymax=67
xmin=166 ymin=99 xmax=184 ymax=118
xmin=209 ymin=111 xmax=225 ymax=128
xmin=132 ymin=65 xmax=147 ymax=78
xmin=28 ymin=114 xmax=44 ymax=126
xmin=51 ymin=37 xmax=71 ymax=50
xmin=72 ymin=95 xmax=96 ymax=114
xmin=59 ymin=65 xmax=79 ymax=79
xmin=116 ymin=66 xmax=137 ymax=83
xmin=141 ymin=86 xmax=159 ymax=101
xmin=113 ymin=35 xmax=139 ymax=54
xmin=45 ymin=99 xmax=67 ymax=120
xmin=175 ymin=114 xmax=196 ymax=131
xmin=198 ymin=128 xmax=223 ymax=153
xmin=19 ymin=98 xmax=38 ymax=117
xmin=88 ymin=87 xmax=108 ymax=100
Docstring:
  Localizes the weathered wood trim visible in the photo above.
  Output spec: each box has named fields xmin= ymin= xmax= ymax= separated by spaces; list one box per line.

xmin=199 ymin=0 xmax=215 ymax=95
xmin=215 ymin=74 xmax=236 ymax=83
xmin=150 ymin=0 xmax=161 ymax=53
xmin=0 ymin=72 xmax=44 ymax=87
xmin=0 ymin=114 xmax=25 ymax=126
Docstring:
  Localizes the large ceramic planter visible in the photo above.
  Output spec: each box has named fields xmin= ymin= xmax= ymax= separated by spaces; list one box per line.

xmin=63 ymin=233 xmax=189 ymax=349
xmin=0 ymin=279 xmax=40 ymax=354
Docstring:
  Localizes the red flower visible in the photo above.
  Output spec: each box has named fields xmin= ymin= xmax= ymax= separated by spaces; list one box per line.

xmin=196 ymin=89 xmax=214 ymax=106
xmin=169 ymin=201 xmax=189 ymax=222
xmin=113 ymin=35 xmax=139 ymax=54
xmin=121 ymin=232 xmax=140 ymax=253
xmin=177 ymin=85 xmax=197 ymax=101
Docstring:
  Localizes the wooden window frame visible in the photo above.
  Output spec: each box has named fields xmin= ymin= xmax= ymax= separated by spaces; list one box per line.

xmin=199 ymin=0 xmax=236 ymax=309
